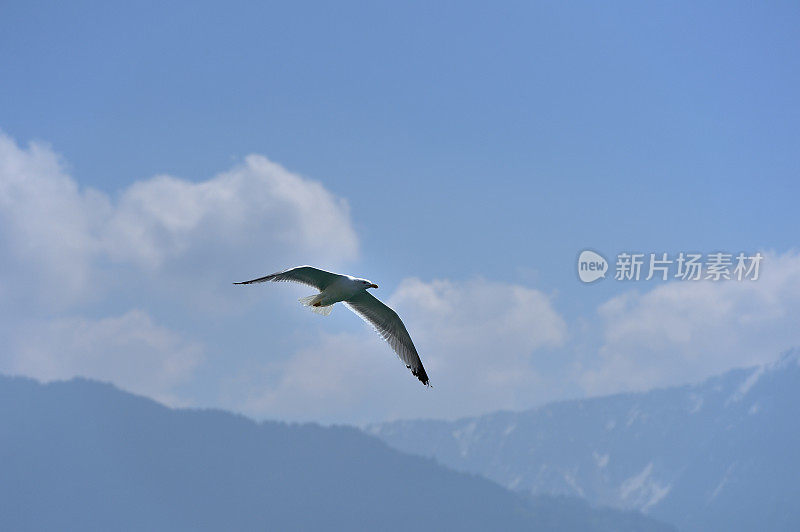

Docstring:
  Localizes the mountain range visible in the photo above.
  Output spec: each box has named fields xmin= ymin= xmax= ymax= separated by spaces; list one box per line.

xmin=368 ymin=350 xmax=800 ymax=532
xmin=0 ymin=374 xmax=672 ymax=531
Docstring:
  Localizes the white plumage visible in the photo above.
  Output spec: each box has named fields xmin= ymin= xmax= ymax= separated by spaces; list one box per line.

xmin=235 ymin=265 xmax=430 ymax=386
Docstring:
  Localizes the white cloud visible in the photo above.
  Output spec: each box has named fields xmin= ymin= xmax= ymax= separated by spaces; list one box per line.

xmin=103 ymin=154 xmax=358 ymax=271
xmin=235 ymin=278 xmax=568 ymax=423
xmin=389 ymin=277 xmax=567 ymax=391
xmin=5 ymin=130 xmax=799 ymax=423
xmin=0 ymin=131 xmax=359 ymax=306
xmin=0 ymin=129 xmax=360 ymax=407
xmin=5 ymin=310 xmax=202 ymax=405
xmin=581 ymin=251 xmax=800 ymax=395
xmin=0 ymin=134 xmax=109 ymax=303
xmin=234 ymin=332 xmax=404 ymax=423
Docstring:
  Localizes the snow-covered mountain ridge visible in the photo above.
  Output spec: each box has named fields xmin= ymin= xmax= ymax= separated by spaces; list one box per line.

xmin=368 ymin=350 xmax=800 ymax=531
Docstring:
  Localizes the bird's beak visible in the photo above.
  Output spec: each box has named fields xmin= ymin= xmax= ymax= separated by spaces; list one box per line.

xmin=369 ymin=283 xmax=379 ymax=289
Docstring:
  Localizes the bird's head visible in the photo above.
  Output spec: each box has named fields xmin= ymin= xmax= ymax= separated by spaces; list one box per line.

xmin=357 ymin=279 xmax=379 ymax=289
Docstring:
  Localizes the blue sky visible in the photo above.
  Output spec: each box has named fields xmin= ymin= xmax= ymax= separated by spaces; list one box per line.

xmin=1 ymin=1 xmax=799 ymax=423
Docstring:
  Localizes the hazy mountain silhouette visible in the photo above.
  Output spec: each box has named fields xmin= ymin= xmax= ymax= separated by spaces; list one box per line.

xmin=369 ymin=350 xmax=800 ymax=532
xmin=0 ymin=375 xmax=673 ymax=531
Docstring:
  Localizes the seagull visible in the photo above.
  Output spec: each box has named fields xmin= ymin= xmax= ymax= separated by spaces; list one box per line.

xmin=235 ymin=265 xmax=430 ymax=386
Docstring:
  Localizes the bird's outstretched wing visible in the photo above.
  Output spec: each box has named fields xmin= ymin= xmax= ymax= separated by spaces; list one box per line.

xmin=234 ymin=266 xmax=342 ymax=291
xmin=344 ymin=291 xmax=430 ymax=386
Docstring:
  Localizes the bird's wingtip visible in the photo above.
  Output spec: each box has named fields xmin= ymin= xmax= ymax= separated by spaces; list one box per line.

xmin=412 ymin=367 xmax=430 ymax=387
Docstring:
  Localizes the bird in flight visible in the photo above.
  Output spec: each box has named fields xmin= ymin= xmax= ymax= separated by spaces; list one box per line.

xmin=235 ymin=265 xmax=430 ymax=386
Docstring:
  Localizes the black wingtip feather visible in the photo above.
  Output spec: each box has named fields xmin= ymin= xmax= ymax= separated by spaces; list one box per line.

xmin=413 ymin=366 xmax=430 ymax=387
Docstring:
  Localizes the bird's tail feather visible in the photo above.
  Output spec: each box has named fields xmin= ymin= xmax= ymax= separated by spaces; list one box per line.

xmin=299 ymin=294 xmax=333 ymax=316
xmin=314 ymin=305 xmax=334 ymax=316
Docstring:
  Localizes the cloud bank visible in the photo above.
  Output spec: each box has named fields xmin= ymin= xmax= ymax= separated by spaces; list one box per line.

xmin=9 ymin=310 xmax=202 ymax=405
xmin=237 ymin=277 xmax=568 ymax=422
xmin=581 ymin=251 xmax=800 ymax=395
xmin=236 ymin=260 xmax=800 ymax=423
xmin=0 ymin=131 xmax=359 ymax=400
xmin=3 ymin=129 xmax=799 ymax=423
